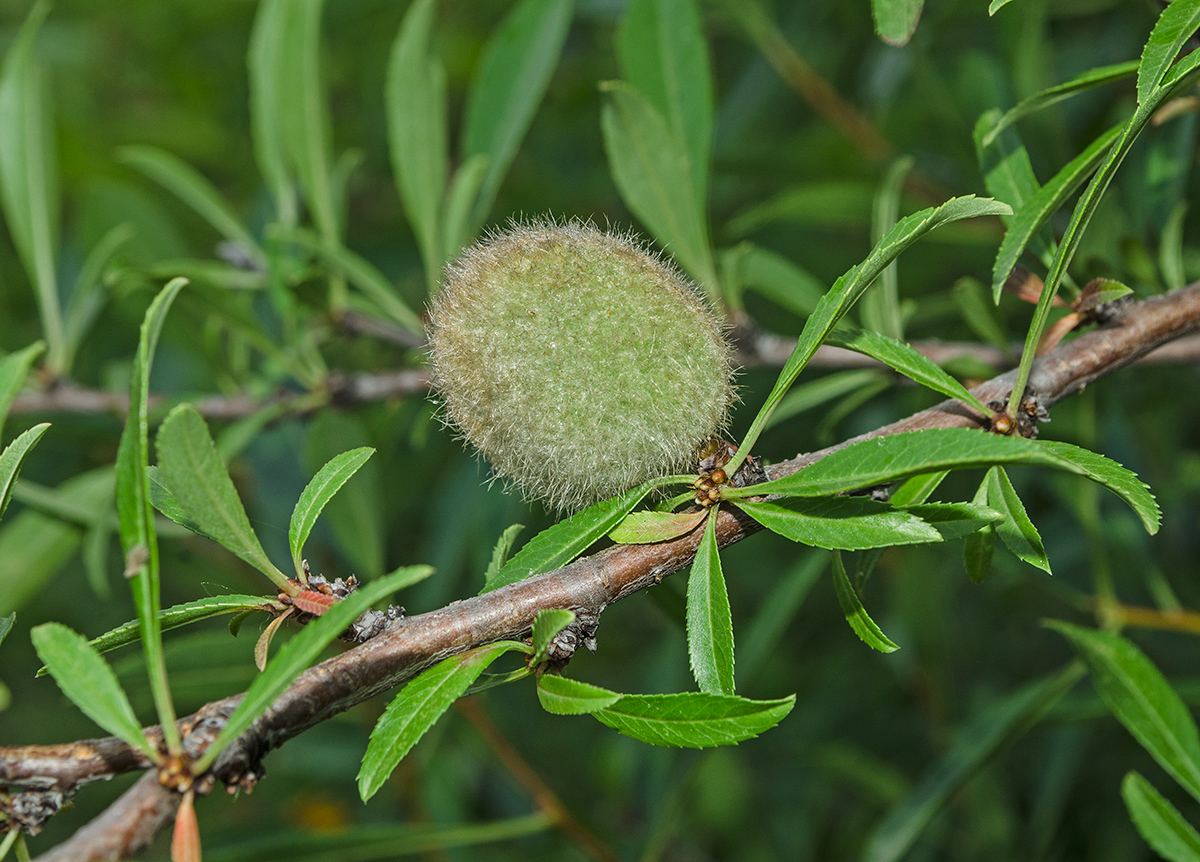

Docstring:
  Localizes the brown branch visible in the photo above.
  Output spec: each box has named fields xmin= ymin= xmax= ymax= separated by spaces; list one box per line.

xmin=7 ymin=282 xmax=1200 ymax=861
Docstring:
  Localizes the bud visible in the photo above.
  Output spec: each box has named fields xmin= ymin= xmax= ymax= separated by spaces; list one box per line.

xmin=427 ymin=220 xmax=736 ymax=512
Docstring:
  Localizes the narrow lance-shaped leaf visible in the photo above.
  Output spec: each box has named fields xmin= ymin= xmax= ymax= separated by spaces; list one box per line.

xmin=992 ymin=123 xmax=1122 ymax=300
xmin=441 ymin=152 xmax=489 ymax=263
xmin=824 ymin=329 xmax=989 ymax=415
xmin=985 ymin=466 xmax=1050 ymax=574
xmin=248 ymin=0 xmax=298 ymax=225
xmin=860 ymin=155 xmax=913 ymax=341
xmin=64 ymin=223 xmax=133 ymax=369
xmin=358 ymin=639 xmax=523 ymax=801
xmin=726 ymin=196 xmax=1011 ymax=477
xmin=1048 ymin=622 xmax=1200 ymax=804
xmin=687 ymin=510 xmax=735 ymax=695
xmin=872 ymin=0 xmax=924 ymax=46
xmin=610 ymin=508 xmax=706 ymax=544
xmin=1138 ymin=0 xmax=1200 ymax=106
xmin=0 ymin=1 xmax=63 ymax=372
xmin=832 ymin=550 xmax=898 ymax=653
xmin=386 ymin=0 xmax=448 ymax=289
xmin=0 ymin=341 xmax=45 ymax=441
xmin=982 ymin=61 xmax=1138 ymax=148
xmin=594 ymin=691 xmax=795 ymax=748
xmin=485 ymin=478 xmax=667 ymax=592
xmin=530 ymin=608 xmax=575 ymax=666
xmin=155 ymin=404 xmax=291 ymax=590
xmin=462 ymin=0 xmax=573 ymax=232
xmin=483 ymin=523 xmax=524 ymax=587
xmin=617 ymin=0 xmax=711 ymax=204
xmin=289 ymin=447 xmax=374 ymax=577
xmin=0 ymin=613 xmax=13 ymax=648
xmin=0 ymin=423 xmax=49 ymax=522
xmin=1122 ymin=771 xmax=1200 ymax=862
xmin=198 ymin=565 xmax=434 ymax=773
xmin=31 ymin=622 xmax=158 ymax=761
xmin=734 ymin=496 xmax=943 ymax=551
xmin=900 ymin=502 xmax=1002 ymax=542
xmin=963 ymin=476 xmax=996 ymax=583
xmin=538 ymin=674 xmax=624 ymax=716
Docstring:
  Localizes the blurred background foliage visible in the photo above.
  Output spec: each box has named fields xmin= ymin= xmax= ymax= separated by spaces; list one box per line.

xmin=1 ymin=0 xmax=1200 ymax=859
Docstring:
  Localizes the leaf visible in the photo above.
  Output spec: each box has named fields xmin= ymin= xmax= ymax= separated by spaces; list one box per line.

xmin=289 ymin=447 xmax=375 ymax=577
xmin=118 ymin=145 xmax=264 ymax=267
xmin=962 ymin=475 xmax=995 ymax=583
xmin=0 ymin=0 xmax=64 ymax=372
xmin=441 ymin=152 xmax=489 ymax=262
xmin=462 ymin=0 xmax=573 ymax=231
xmin=609 ymin=508 xmax=706 ymax=544
xmin=1123 ymin=771 xmax=1200 ymax=862
xmin=0 ymin=613 xmax=13 ymax=649
xmin=1161 ymin=201 xmax=1188 ymax=292
xmin=831 ymin=550 xmax=898 ymax=653
xmin=386 ymin=0 xmax=448 ymax=288
xmin=728 ymin=428 xmax=1160 ymax=535
xmin=0 ymin=423 xmax=49 ymax=521
xmin=687 ymin=511 xmax=735 ymax=695
xmin=825 ymin=329 xmax=989 ymax=414
xmin=734 ymin=497 xmax=943 ymax=551
xmin=530 ymin=608 xmax=575 ymax=666
xmin=198 ymin=565 xmax=434 ymax=773
xmin=594 ymin=691 xmax=795 ymax=747
xmin=766 ymin=370 xmax=887 ymax=431
xmin=974 ymin=110 xmax=1041 ymax=232
xmin=248 ymin=0 xmax=298 ymax=224
xmin=901 ymin=502 xmax=1002 ymax=542
xmin=860 ymin=156 xmax=913 ymax=341
xmin=483 ymin=524 xmax=524 ymax=588
xmin=982 ymin=61 xmax=1138 ymax=148
xmin=872 ymin=0 xmax=923 ymax=46
xmin=985 ymin=466 xmax=1050 ymax=573
xmin=991 ymin=123 xmax=1122 ymax=300
xmin=64 ymin=223 xmax=133 ymax=368
xmin=1048 ymin=622 xmax=1200 ymax=803
xmin=0 ymin=341 xmax=45 ymax=441
xmin=600 ymin=81 xmax=716 ymax=289
xmin=729 ymin=196 xmax=1011 ymax=476
xmin=485 ymin=479 xmax=662 ymax=592
xmin=726 ymin=241 xmax=826 ymax=318
xmin=863 ymin=664 xmax=1083 ymax=862
xmin=952 ymin=277 xmax=1010 ymax=351
xmin=254 ymin=607 xmax=292 ymax=672
xmin=155 ymin=404 xmax=290 ymax=588
xmin=30 ymin=622 xmax=158 ymax=761
xmin=617 ymin=0 xmax=712 ymax=204
xmin=537 ymin=674 xmax=624 ymax=715
xmin=357 ymin=640 xmax=521 ymax=801
xmin=888 ymin=471 xmax=948 ymax=507
xmin=1138 ymin=0 xmax=1200 ymax=106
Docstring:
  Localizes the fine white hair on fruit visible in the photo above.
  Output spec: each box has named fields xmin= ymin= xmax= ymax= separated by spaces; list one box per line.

xmin=427 ymin=218 xmax=737 ymax=512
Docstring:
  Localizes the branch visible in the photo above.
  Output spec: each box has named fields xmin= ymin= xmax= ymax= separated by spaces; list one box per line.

xmin=6 ymin=282 xmax=1200 ymax=861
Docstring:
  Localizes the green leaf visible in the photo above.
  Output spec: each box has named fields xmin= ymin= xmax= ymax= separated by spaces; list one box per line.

xmin=863 ymin=664 xmax=1083 ymax=862
xmin=728 ymin=428 xmax=1160 ymax=535
xmin=974 ymin=110 xmax=1041 ymax=229
xmin=118 ymin=145 xmax=264 ymax=267
xmin=0 ymin=0 xmax=63 ymax=373
xmin=901 ymin=502 xmax=1002 ymax=542
xmin=962 ymin=475 xmax=995 ymax=583
xmin=824 ymin=329 xmax=989 ymax=414
xmin=766 ymin=370 xmax=887 ymax=431
xmin=617 ymin=0 xmax=712 ymax=204
xmin=357 ymin=640 xmax=520 ymax=800
xmin=199 ymin=565 xmax=434 ymax=773
xmin=952 ymin=277 xmax=1010 ymax=352
xmin=1138 ymin=0 xmax=1200 ymax=106
xmin=600 ymin=80 xmax=716 ymax=289
xmin=729 ymin=196 xmax=1011 ymax=476
xmin=687 ymin=511 xmax=735 ymax=695
xmin=485 ymin=479 xmax=663 ymax=592
xmin=0 ymin=341 xmax=44 ymax=441
xmin=1123 ymin=771 xmax=1200 ymax=862
xmin=982 ymin=61 xmax=1138 ymax=148
xmin=992 ymin=123 xmax=1122 ymax=299
xmin=537 ymin=674 xmax=624 ymax=715
xmin=463 ymin=0 xmax=573 ymax=231
xmin=386 ymin=0 xmax=448 ymax=289
xmin=1161 ymin=201 xmax=1189 ymax=292
xmin=734 ymin=497 xmax=943 ymax=551
xmin=872 ymin=0 xmax=923 ymax=45
xmin=30 ymin=622 xmax=157 ymax=761
xmin=64 ymin=224 xmax=133 ymax=370
xmin=0 ymin=613 xmax=13 ymax=649
xmin=483 ymin=523 xmax=524 ymax=587
xmin=861 ymin=156 xmax=913 ymax=340
xmin=594 ymin=691 xmax=795 ymax=747
xmin=0 ymin=423 xmax=49 ymax=521
xmin=610 ymin=508 xmax=706 ymax=544
xmin=888 ymin=471 xmax=949 ymax=506
xmin=441 ymin=153 xmax=489 ymax=262
xmin=985 ymin=466 xmax=1050 ymax=573
xmin=1048 ymin=622 xmax=1200 ymax=803
xmin=530 ymin=608 xmax=575 ymax=666
xmin=155 ymin=404 xmax=290 ymax=589
xmin=289 ymin=447 xmax=375 ymax=577
xmin=725 ymin=241 xmax=826 ymax=318
xmin=248 ymin=0 xmax=297 ymax=224
xmin=831 ymin=550 xmax=898 ymax=652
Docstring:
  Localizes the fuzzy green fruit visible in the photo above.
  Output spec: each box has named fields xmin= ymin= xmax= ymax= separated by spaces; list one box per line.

xmin=428 ymin=221 xmax=736 ymax=512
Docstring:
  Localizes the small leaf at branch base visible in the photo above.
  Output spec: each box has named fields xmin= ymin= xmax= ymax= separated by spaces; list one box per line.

xmin=530 ymin=609 xmax=574 ymax=667
xmin=594 ymin=691 xmax=795 ymax=748
xmin=537 ymin=674 xmax=623 ymax=716
xmin=1122 ymin=771 xmax=1200 ymax=862
xmin=609 ymin=508 xmax=706 ymax=544
xmin=358 ymin=641 xmax=522 ymax=801
xmin=483 ymin=523 xmax=524 ymax=587
xmin=288 ymin=446 xmax=374 ymax=577
xmin=171 ymin=789 xmax=202 ymax=862
xmin=832 ymin=551 xmax=899 ymax=653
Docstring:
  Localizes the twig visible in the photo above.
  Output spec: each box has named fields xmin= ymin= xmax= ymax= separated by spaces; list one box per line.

xmin=6 ymin=281 xmax=1200 ymax=861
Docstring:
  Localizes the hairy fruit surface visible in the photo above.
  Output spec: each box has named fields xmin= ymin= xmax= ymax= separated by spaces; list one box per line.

xmin=428 ymin=221 xmax=735 ymax=512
